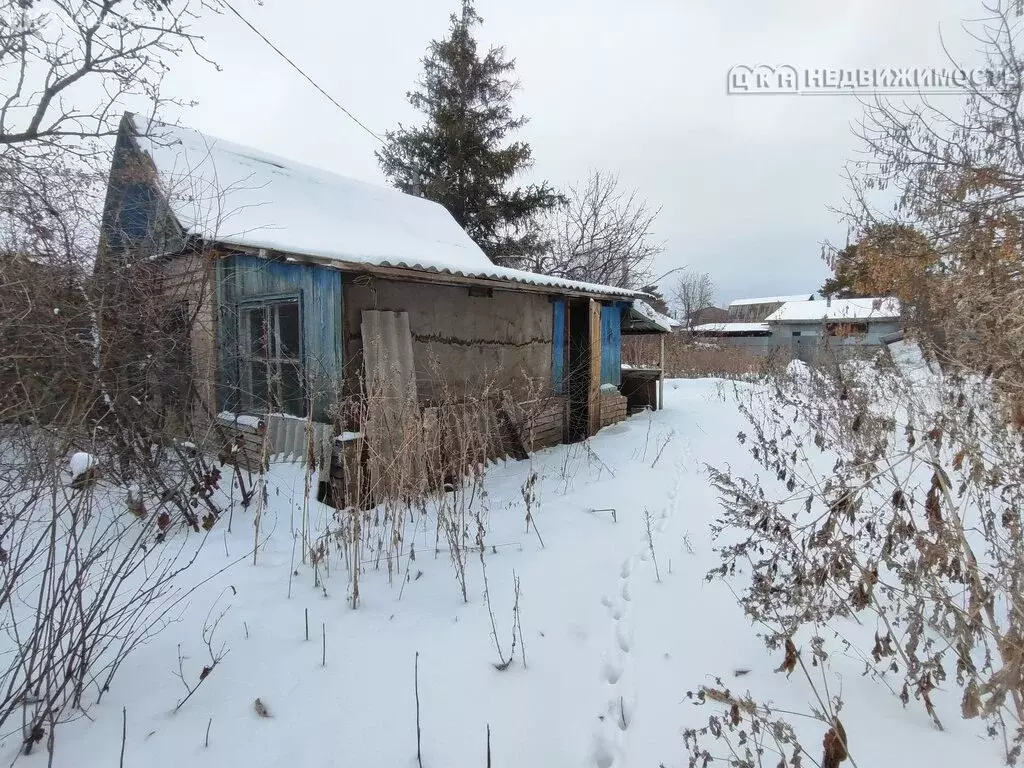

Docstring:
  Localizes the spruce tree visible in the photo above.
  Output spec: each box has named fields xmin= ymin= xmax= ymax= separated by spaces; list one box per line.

xmin=377 ymin=0 xmax=561 ymax=267
xmin=640 ymin=284 xmax=671 ymax=315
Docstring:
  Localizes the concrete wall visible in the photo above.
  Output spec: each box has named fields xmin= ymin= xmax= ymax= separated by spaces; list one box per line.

xmin=773 ymin=319 xmax=901 ymax=345
xmin=776 ymin=319 xmax=901 ymax=364
xmin=343 ymin=277 xmax=555 ymax=404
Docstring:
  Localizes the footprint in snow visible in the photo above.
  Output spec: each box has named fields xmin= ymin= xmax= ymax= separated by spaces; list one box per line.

xmin=590 ymin=729 xmax=620 ymax=768
xmin=607 ymin=692 xmax=637 ymax=732
xmin=616 ymin=622 xmax=633 ymax=654
xmin=602 ymin=652 xmax=624 ymax=685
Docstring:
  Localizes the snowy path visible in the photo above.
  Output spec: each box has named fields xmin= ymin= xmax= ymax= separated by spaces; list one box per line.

xmin=11 ymin=380 xmax=1004 ymax=768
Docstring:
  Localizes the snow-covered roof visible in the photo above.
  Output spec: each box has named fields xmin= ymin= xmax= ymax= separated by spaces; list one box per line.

xmin=128 ymin=116 xmax=641 ymax=298
xmin=627 ymin=299 xmax=675 ymax=333
xmin=729 ymin=294 xmax=816 ymax=307
xmin=765 ymin=297 xmax=901 ymax=323
xmin=692 ymin=322 xmax=771 ymax=335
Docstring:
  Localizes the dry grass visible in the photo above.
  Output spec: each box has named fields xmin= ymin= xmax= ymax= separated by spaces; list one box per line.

xmin=303 ymin=358 xmax=562 ymax=608
xmin=622 ymin=335 xmax=788 ymax=380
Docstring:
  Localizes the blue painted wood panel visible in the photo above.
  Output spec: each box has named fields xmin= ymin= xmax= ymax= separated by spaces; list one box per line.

xmin=99 ymin=122 xmax=185 ymax=259
xmin=600 ymin=305 xmax=621 ymax=386
xmin=552 ymin=299 xmax=566 ymax=394
xmin=216 ymin=253 xmax=342 ymax=420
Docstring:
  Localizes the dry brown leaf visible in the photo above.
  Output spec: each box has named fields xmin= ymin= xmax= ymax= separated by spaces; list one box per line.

xmin=701 ymin=686 xmax=731 ymax=704
xmin=729 ymin=702 xmax=741 ymax=727
xmin=961 ymin=680 xmax=981 ymax=719
xmin=821 ymin=718 xmax=848 ymax=768
xmin=925 ymin=487 xmax=942 ymax=531
xmin=775 ymin=638 xmax=797 ymax=677
xmin=952 ymin=450 xmax=966 ymax=471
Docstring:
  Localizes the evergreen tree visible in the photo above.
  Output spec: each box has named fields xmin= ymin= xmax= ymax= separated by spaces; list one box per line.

xmin=377 ymin=0 xmax=561 ymax=267
xmin=820 ymin=242 xmax=863 ymax=299
xmin=640 ymin=284 xmax=671 ymax=315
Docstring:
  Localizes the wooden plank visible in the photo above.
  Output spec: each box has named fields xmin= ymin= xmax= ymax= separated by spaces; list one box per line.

xmin=588 ymin=299 xmax=602 ymax=436
xmin=552 ymin=299 xmax=566 ymax=394
xmin=659 ymin=335 xmax=665 ymax=411
xmin=600 ymin=305 xmax=622 ymax=386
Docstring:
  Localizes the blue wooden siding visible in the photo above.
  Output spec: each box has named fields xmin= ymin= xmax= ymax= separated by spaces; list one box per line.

xmin=100 ymin=122 xmax=185 ymax=258
xmin=600 ymin=305 xmax=621 ymax=386
xmin=118 ymin=183 xmax=156 ymax=241
xmin=552 ymin=299 xmax=566 ymax=394
xmin=216 ymin=253 xmax=342 ymax=420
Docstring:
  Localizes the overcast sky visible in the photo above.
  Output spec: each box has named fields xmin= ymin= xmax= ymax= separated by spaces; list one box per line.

xmin=154 ymin=0 xmax=984 ymax=304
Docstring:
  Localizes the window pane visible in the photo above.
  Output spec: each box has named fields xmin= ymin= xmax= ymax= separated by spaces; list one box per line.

xmin=277 ymin=302 xmax=301 ymax=358
xmin=250 ymin=361 xmax=268 ymax=410
xmin=279 ymin=362 xmax=305 ymax=417
xmin=247 ymin=309 xmax=268 ymax=357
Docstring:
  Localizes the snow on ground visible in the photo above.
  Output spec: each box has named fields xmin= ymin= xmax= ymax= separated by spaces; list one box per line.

xmin=11 ymin=379 xmax=1002 ymax=767
xmin=68 ymin=451 xmax=95 ymax=481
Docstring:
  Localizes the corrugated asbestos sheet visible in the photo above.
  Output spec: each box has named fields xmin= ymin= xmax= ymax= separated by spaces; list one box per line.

xmin=360 ymin=310 xmax=425 ymax=501
xmin=264 ymin=414 xmax=333 ymax=469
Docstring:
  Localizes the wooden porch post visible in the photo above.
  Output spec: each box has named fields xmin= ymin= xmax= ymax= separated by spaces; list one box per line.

xmin=588 ymin=299 xmax=602 ymax=435
xmin=658 ymin=335 xmax=665 ymax=411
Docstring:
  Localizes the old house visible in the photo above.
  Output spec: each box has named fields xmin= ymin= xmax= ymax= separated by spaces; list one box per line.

xmin=725 ymin=294 xmax=816 ymax=323
xmin=691 ymin=293 xmax=901 ymax=362
xmin=765 ymin=297 xmax=901 ymax=363
xmin=685 ymin=305 xmax=728 ymax=328
xmin=96 ymin=114 xmax=667 ymax=503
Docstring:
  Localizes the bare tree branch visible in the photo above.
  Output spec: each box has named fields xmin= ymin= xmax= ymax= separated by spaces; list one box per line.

xmin=528 ymin=170 xmax=663 ymax=290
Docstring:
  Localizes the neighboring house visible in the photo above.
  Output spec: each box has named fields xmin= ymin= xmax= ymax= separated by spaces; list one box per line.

xmin=689 ymin=321 xmax=776 ymax=352
xmin=686 ymin=306 xmax=728 ymax=328
xmin=96 ymin=114 xmax=667 ymax=504
xmin=692 ymin=294 xmax=901 ymax=361
xmin=726 ymin=294 xmax=816 ymax=322
xmin=765 ymin=297 xmax=902 ymax=363
xmin=689 ymin=294 xmax=809 ymax=350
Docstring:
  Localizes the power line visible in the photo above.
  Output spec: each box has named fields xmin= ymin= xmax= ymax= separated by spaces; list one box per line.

xmin=219 ymin=0 xmax=386 ymax=145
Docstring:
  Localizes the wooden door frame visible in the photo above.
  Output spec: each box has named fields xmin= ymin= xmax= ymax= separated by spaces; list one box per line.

xmin=588 ymin=298 xmax=602 ymax=436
